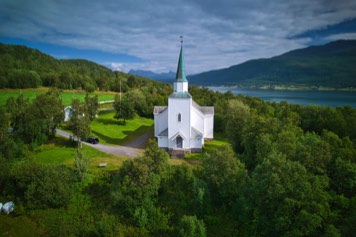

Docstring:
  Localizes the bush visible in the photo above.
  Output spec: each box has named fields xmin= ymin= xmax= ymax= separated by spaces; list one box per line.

xmin=7 ymin=162 xmax=77 ymax=209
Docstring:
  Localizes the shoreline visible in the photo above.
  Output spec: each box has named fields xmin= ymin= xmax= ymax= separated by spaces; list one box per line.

xmin=206 ymin=85 xmax=356 ymax=92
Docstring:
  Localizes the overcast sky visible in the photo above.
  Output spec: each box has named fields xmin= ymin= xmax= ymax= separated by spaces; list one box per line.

xmin=1 ymin=0 xmax=356 ymax=74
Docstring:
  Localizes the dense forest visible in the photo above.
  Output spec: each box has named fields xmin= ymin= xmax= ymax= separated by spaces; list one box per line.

xmin=188 ymin=40 xmax=356 ymax=88
xmin=1 ymin=83 xmax=355 ymax=236
xmin=0 ymin=43 xmax=167 ymax=93
xmin=0 ymin=43 xmax=355 ymax=236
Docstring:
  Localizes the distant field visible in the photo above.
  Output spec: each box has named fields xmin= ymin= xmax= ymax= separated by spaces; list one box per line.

xmin=0 ymin=87 xmax=117 ymax=107
xmin=90 ymin=111 xmax=154 ymax=145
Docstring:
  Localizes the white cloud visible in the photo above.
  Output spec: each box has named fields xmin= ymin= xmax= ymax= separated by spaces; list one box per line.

xmin=1 ymin=0 xmax=356 ymax=74
xmin=325 ymin=33 xmax=356 ymax=41
xmin=109 ymin=63 xmax=127 ymax=72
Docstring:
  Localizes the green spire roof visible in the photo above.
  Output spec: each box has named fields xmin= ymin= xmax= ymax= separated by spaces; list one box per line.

xmin=175 ymin=45 xmax=188 ymax=82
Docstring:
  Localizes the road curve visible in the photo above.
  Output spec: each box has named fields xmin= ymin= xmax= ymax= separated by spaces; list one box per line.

xmin=56 ymin=129 xmax=146 ymax=158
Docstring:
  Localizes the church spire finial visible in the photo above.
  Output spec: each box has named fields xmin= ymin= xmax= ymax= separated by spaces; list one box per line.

xmin=175 ymin=36 xmax=188 ymax=82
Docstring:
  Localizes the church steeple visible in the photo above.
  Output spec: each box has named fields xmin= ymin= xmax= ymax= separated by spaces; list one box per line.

xmin=175 ymin=36 xmax=188 ymax=82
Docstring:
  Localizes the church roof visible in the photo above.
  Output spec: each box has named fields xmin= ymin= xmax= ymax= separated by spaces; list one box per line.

xmin=169 ymin=92 xmax=192 ymax=99
xmin=158 ymin=128 xmax=168 ymax=136
xmin=175 ymin=44 xmax=188 ymax=82
xmin=192 ymin=100 xmax=214 ymax=114
xmin=191 ymin=127 xmax=203 ymax=138
xmin=153 ymin=106 xmax=167 ymax=114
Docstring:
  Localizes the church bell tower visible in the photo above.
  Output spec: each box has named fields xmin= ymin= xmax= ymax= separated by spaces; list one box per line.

xmin=173 ymin=37 xmax=188 ymax=93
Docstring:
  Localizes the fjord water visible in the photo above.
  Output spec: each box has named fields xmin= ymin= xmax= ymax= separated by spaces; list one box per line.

xmin=208 ymin=87 xmax=356 ymax=108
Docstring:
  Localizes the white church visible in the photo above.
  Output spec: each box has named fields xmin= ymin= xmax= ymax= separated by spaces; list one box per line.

xmin=153 ymin=42 xmax=214 ymax=154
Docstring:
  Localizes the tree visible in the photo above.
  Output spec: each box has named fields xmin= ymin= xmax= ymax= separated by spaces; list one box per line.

xmin=6 ymin=91 xmax=63 ymax=145
xmin=75 ymin=148 xmax=89 ymax=181
xmin=9 ymin=161 xmax=76 ymax=209
xmin=240 ymin=153 xmax=332 ymax=237
xmin=328 ymin=157 xmax=356 ymax=197
xmin=76 ymin=115 xmax=91 ymax=143
xmin=224 ymin=99 xmax=251 ymax=153
xmin=294 ymin=132 xmax=332 ymax=175
xmin=84 ymin=93 xmax=99 ymax=121
xmin=6 ymin=94 xmax=29 ymax=131
xmin=178 ymin=215 xmax=206 ymax=237
xmin=69 ymin=98 xmax=91 ymax=143
xmin=240 ymin=115 xmax=284 ymax=170
xmin=203 ymin=145 xmax=247 ymax=208
xmin=114 ymin=94 xmax=135 ymax=124
xmin=111 ymin=144 xmax=171 ymax=234
xmin=126 ymin=89 xmax=149 ymax=117
xmin=31 ymin=89 xmax=64 ymax=139
xmin=0 ymin=107 xmax=15 ymax=159
xmin=59 ymin=71 xmax=73 ymax=89
xmin=127 ymin=75 xmax=139 ymax=88
xmin=143 ymin=138 xmax=170 ymax=174
xmin=159 ymin=164 xmax=207 ymax=220
xmin=42 ymin=72 xmax=58 ymax=87
xmin=8 ymin=69 xmax=41 ymax=88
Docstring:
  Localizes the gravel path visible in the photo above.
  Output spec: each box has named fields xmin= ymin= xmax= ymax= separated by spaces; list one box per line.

xmin=56 ymin=129 xmax=152 ymax=158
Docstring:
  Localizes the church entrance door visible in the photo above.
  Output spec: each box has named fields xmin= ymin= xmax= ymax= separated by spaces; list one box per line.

xmin=176 ymin=136 xmax=182 ymax=148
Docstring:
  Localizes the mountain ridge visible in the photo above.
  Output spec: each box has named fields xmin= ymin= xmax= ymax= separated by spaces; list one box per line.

xmin=129 ymin=69 xmax=175 ymax=82
xmin=188 ymin=40 xmax=356 ymax=88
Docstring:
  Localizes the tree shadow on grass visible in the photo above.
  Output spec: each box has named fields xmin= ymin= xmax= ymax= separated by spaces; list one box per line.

xmin=52 ymin=136 xmax=77 ymax=148
xmin=91 ymin=125 xmax=153 ymax=148
xmin=122 ymin=129 xmax=154 ymax=149
xmin=94 ymin=118 xmax=126 ymax=126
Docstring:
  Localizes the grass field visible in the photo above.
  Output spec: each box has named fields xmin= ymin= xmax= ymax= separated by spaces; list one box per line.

xmin=0 ymin=87 xmax=117 ymax=107
xmin=184 ymin=133 xmax=231 ymax=160
xmin=32 ymin=136 xmax=128 ymax=171
xmin=90 ymin=111 xmax=154 ymax=145
xmin=0 ymin=215 xmax=42 ymax=237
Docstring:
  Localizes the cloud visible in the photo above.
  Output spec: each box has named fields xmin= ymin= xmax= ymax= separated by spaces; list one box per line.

xmin=109 ymin=63 xmax=127 ymax=72
xmin=325 ymin=32 xmax=356 ymax=41
xmin=1 ymin=0 xmax=356 ymax=74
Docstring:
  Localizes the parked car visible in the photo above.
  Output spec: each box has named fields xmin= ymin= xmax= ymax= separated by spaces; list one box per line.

xmin=87 ymin=136 xmax=99 ymax=144
xmin=2 ymin=201 xmax=14 ymax=215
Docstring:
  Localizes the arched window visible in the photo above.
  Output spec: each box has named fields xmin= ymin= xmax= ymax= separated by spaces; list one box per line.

xmin=178 ymin=113 xmax=181 ymax=122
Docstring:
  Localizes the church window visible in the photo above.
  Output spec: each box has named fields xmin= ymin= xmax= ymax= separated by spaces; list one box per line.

xmin=178 ymin=113 xmax=181 ymax=122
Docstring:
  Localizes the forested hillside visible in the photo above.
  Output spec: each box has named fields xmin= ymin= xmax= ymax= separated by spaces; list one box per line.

xmin=188 ymin=40 xmax=356 ymax=88
xmin=0 ymin=41 xmax=355 ymax=237
xmin=1 ymin=84 xmax=355 ymax=236
xmin=0 ymin=43 xmax=163 ymax=92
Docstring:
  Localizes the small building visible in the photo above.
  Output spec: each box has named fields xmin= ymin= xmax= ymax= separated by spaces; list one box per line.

xmin=64 ymin=106 xmax=73 ymax=122
xmin=153 ymin=42 xmax=214 ymax=154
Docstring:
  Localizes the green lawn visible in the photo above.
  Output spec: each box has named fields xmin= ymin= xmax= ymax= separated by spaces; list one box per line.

xmin=90 ymin=111 xmax=154 ymax=145
xmin=32 ymin=136 xmax=128 ymax=170
xmin=184 ymin=133 xmax=231 ymax=160
xmin=0 ymin=88 xmax=116 ymax=107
